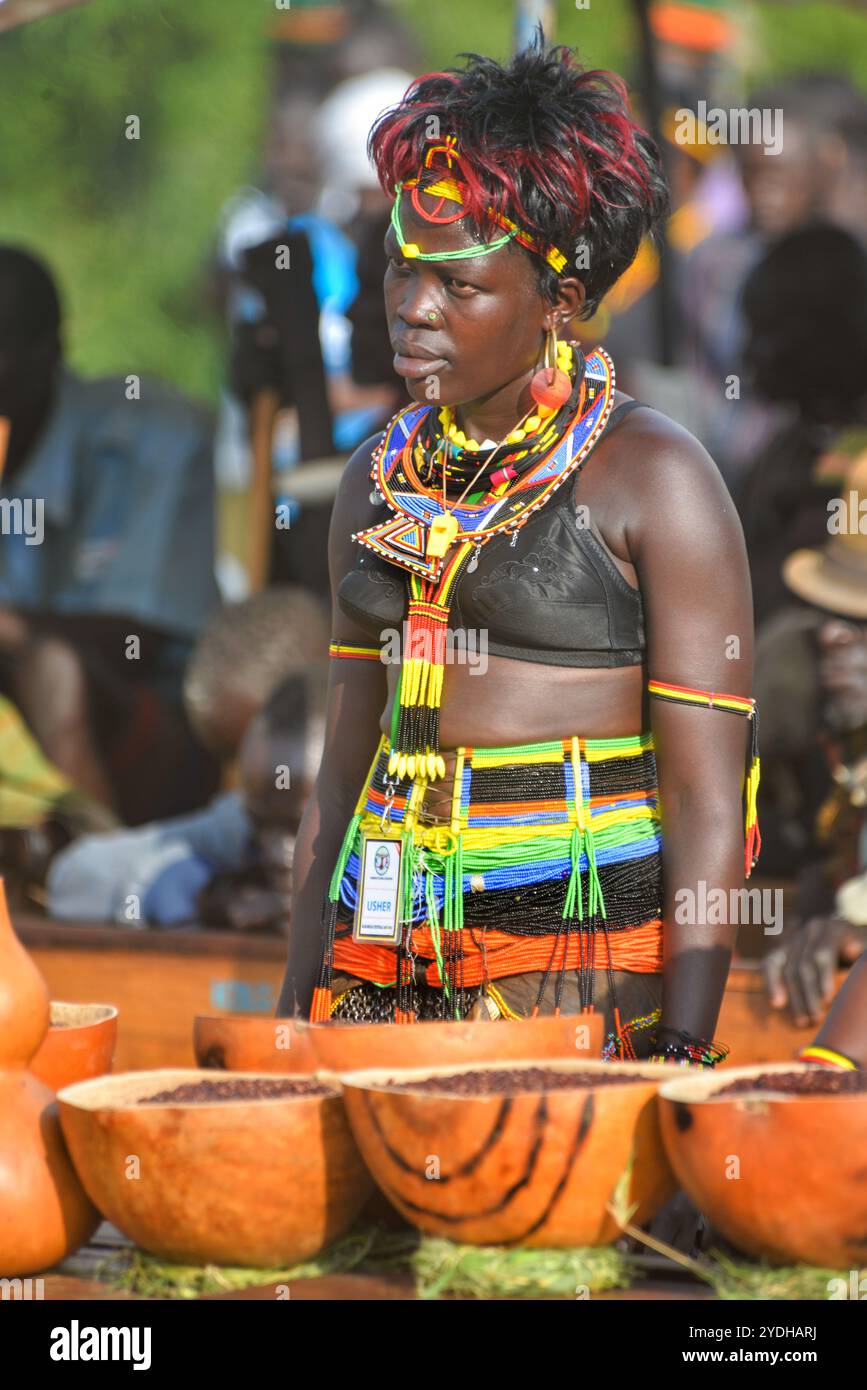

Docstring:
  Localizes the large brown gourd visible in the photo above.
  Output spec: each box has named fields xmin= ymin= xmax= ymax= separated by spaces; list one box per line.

xmin=0 ymin=878 xmax=98 ymax=1275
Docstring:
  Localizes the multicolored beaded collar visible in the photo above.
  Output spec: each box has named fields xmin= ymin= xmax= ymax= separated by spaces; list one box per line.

xmin=355 ymin=347 xmax=612 ymax=583
xmin=352 ymin=348 xmax=614 ymax=779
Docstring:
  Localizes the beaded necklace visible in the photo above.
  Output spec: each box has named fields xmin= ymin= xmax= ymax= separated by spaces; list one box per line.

xmin=415 ymin=341 xmax=584 ymax=501
xmin=353 ymin=346 xmax=614 ymax=781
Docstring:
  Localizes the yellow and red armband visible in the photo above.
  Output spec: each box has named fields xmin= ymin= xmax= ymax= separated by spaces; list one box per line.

xmin=329 ymin=641 xmax=382 ymax=663
xmin=797 ymin=1045 xmax=858 ymax=1071
xmin=647 ymin=678 xmax=761 ymax=879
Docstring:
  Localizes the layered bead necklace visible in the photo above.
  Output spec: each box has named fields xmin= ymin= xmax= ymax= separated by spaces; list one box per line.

xmin=418 ymin=339 xmax=582 ymax=505
xmin=355 ymin=343 xmax=615 ymax=781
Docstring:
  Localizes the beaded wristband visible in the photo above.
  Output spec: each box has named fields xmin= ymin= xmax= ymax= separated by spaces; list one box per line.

xmin=797 ymin=1045 xmax=859 ymax=1071
xmin=649 ymin=1028 xmax=730 ymax=1069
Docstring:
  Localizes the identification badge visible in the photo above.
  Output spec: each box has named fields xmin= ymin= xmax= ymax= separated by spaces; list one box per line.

xmin=352 ymin=836 xmax=403 ymax=946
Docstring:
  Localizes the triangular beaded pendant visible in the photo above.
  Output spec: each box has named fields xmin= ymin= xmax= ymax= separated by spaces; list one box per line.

xmin=358 ymin=514 xmax=445 ymax=580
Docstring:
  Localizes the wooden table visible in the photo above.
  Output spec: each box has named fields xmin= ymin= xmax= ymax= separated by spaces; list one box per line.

xmin=15 ymin=912 xmax=839 ymax=1072
xmin=17 ymin=916 xmax=286 ymax=1071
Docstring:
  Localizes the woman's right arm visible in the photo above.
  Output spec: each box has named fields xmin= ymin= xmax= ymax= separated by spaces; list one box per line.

xmin=276 ymin=434 xmax=390 ymax=1017
xmin=808 ymin=951 xmax=867 ymax=1068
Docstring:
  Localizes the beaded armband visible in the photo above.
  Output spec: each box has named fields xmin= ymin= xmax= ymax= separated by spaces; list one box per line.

xmin=329 ymin=642 xmax=382 ymax=663
xmin=647 ymin=678 xmax=761 ymax=879
xmin=798 ymin=1045 xmax=859 ymax=1071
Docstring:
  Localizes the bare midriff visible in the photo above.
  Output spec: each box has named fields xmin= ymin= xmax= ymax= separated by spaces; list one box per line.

xmin=378 ymin=655 xmax=646 ymax=821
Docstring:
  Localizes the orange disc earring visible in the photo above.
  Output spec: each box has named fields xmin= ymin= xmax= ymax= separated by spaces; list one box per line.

xmin=530 ymin=327 xmax=572 ymax=410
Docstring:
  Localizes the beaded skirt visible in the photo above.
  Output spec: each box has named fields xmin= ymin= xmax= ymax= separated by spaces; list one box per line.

xmin=311 ymin=732 xmax=663 ymax=1029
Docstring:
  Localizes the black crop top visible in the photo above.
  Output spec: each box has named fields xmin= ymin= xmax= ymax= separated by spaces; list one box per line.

xmin=337 ymin=399 xmax=647 ymax=668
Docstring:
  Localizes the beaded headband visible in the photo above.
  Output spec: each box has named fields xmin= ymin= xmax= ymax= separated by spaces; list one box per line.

xmin=391 ymin=137 xmax=569 ymax=276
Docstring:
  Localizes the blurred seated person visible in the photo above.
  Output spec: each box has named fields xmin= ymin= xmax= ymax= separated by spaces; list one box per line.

xmin=47 ymin=670 xmax=325 ymax=932
xmin=182 ymin=584 xmax=329 ymax=759
xmin=0 ymin=246 xmax=221 ymax=824
xmin=47 ymin=585 xmax=330 ymax=929
xmin=760 ymin=466 xmax=867 ymax=1020
xmin=737 ymin=224 xmax=867 ymax=631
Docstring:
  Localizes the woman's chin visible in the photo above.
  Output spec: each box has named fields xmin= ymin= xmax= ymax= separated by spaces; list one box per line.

xmin=400 ymin=379 xmax=467 ymax=408
xmin=402 ymin=380 xmax=445 ymax=405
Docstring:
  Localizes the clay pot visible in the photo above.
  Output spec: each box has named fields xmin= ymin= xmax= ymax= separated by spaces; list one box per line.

xmin=0 ymin=879 xmax=99 ymax=1275
xmin=339 ymin=1059 xmax=674 ymax=1246
xmin=193 ymin=1015 xmax=318 ymax=1073
xmin=58 ymin=1069 xmax=374 ymax=1267
xmin=304 ymin=1011 xmax=605 ymax=1075
xmin=30 ymin=1003 xmax=118 ymax=1092
xmin=659 ymin=1063 xmax=867 ymax=1268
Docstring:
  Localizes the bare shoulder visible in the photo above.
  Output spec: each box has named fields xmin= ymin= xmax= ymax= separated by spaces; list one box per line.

xmin=335 ymin=430 xmax=386 ymax=513
xmin=601 ymin=402 xmax=741 ymax=544
xmin=328 ymin=424 xmax=396 ymax=579
xmin=606 ymin=401 xmax=727 ymax=492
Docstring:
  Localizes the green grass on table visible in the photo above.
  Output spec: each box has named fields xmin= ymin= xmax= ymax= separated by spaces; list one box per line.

xmin=705 ymin=1253 xmax=849 ymax=1302
xmin=108 ymin=1227 xmax=851 ymax=1302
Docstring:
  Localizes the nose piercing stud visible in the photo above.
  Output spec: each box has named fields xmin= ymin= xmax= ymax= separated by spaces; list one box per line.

xmin=426 ymin=311 xmax=438 ymax=322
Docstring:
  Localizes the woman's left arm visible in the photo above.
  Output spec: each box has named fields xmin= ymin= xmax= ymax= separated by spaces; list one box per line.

xmin=625 ymin=412 xmax=756 ymax=1047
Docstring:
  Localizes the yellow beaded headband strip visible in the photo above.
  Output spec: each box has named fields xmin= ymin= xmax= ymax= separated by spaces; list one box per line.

xmin=392 ymin=138 xmax=568 ymax=276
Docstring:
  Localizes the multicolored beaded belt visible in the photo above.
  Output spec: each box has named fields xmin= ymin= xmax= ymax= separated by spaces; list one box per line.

xmin=312 ymin=731 xmax=663 ymax=1026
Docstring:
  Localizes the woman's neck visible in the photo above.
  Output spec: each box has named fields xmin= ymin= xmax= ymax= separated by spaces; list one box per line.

xmin=452 ymin=367 xmax=536 ymax=443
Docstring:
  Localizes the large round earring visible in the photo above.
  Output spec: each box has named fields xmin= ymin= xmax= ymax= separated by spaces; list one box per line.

xmin=530 ymin=327 xmax=572 ymax=409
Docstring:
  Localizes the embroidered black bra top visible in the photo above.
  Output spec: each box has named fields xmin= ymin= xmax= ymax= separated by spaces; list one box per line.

xmin=337 ymin=400 xmax=647 ymax=669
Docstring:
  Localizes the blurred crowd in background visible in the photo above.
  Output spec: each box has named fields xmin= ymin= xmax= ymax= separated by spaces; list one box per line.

xmin=0 ymin=0 xmax=866 ymax=1024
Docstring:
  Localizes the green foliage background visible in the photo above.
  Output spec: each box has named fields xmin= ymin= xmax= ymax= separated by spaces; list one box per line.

xmin=0 ymin=0 xmax=865 ymax=403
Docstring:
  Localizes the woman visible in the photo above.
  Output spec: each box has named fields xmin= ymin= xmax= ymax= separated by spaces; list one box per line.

xmin=277 ymin=43 xmax=760 ymax=1065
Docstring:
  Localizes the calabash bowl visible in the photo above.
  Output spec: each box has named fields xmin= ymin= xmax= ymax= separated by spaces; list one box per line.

xmin=193 ymin=1014 xmax=318 ymax=1073
xmin=58 ymin=1069 xmax=373 ymax=1267
xmin=30 ymin=1003 xmax=118 ymax=1093
xmin=338 ymin=1058 xmax=674 ymax=1247
xmin=659 ymin=1062 xmax=867 ymax=1268
xmin=304 ymin=1010 xmax=604 ymax=1075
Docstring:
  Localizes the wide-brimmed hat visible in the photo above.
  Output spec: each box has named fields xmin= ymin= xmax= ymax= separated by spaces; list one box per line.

xmin=783 ymin=452 xmax=867 ymax=619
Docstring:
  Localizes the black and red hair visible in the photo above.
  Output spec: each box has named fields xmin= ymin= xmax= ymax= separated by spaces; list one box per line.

xmin=369 ymin=41 xmax=670 ymax=315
